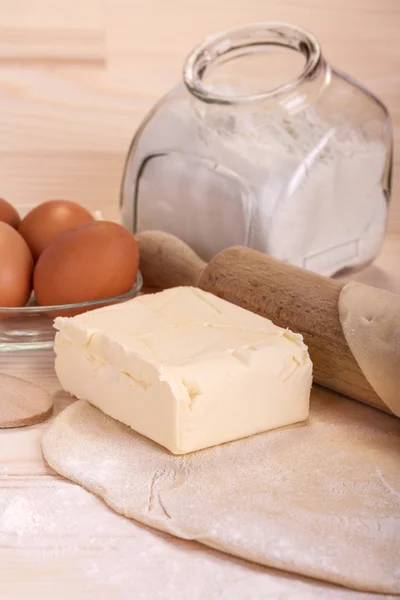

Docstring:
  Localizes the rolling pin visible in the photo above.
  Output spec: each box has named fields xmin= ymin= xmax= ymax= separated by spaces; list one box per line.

xmin=136 ymin=230 xmax=400 ymax=418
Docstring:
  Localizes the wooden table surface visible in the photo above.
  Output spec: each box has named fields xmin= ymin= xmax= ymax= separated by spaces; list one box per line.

xmin=0 ymin=1 xmax=399 ymax=598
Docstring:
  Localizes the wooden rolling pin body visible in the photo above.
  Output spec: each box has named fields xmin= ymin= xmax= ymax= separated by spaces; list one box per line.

xmin=199 ymin=246 xmax=386 ymax=412
xmin=136 ymin=231 xmax=390 ymax=414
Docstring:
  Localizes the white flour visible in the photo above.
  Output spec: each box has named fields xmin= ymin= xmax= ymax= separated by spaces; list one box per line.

xmin=134 ymin=93 xmax=388 ymax=276
xmin=0 ymin=476 xmax=382 ymax=599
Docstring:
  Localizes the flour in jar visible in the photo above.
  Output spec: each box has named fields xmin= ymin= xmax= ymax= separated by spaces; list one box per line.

xmin=136 ymin=95 xmax=388 ymax=276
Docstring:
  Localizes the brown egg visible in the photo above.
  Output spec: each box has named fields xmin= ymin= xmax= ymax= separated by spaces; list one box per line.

xmin=0 ymin=198 xmax=21 ymax=229
xmin=34 ymin=221 xmax=140 ymax=316
xmin=19 ymin=200 xmax=94 ymax=260
xmin=0 ymin=222 xmax=34 ymax=307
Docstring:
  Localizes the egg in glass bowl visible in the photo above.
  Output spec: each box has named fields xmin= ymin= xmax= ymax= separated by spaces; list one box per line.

xmin=0 ymin=200 xmax=142 ymax=351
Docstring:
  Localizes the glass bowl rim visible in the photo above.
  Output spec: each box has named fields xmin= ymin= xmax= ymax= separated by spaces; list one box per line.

xmin=0 ymin=271 xmax=143 ymax=314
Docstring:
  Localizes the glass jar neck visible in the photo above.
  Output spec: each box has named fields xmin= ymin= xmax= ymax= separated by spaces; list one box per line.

xmin=183 ymin=22 xmax=330 ymax=112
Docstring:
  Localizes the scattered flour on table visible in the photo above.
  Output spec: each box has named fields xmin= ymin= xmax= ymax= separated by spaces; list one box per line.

xmin=0 ymin=474 xmax=389 ymax=600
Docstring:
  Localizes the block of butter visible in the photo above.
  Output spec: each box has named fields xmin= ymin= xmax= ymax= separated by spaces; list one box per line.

xmin=54 ymin=287 xmax=312 ymax=454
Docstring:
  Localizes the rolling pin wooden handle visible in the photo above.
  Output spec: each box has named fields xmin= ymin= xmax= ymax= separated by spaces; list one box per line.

xmin=136 ymin=230 xmax=206 ymax=291
xmin=136 ymin=231 xmax=389 ymax=415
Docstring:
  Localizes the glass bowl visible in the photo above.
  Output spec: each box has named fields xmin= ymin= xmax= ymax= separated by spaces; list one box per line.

xmin=0 ymin=272 xmax=143 ymax=351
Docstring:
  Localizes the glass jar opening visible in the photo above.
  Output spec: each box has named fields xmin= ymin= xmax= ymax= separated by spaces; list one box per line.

xmin=184 ymin=23 xmax=323 ymax=106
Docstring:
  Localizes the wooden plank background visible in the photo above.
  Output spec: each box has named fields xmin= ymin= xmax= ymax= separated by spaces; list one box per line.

xmin=0 ymin=0 xmax=398 ymax=230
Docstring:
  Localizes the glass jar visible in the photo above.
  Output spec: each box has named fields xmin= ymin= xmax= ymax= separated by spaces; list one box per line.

xmin=120 ymin=22 xmax=392 ymax=276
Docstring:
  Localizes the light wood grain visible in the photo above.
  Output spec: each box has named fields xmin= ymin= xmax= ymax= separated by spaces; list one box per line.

xmin=0 ymin=0 xmax=105 ymax=62
xmin=0 ymin=1 xmax=399 ymax=597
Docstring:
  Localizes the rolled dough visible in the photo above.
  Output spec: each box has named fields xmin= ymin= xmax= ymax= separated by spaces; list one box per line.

xmin=42 ymin=388 xmax=400 ymax=595
xmin=339 ymin=282 xmax=400 ymax=417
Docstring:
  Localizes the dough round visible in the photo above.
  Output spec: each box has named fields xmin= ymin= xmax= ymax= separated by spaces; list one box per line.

xmin=339 ymin=281 xmax=400 ymax=417
xmin=42 ymin=389 xmax=400 ymax=594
